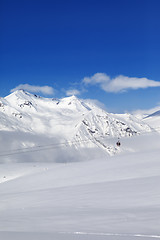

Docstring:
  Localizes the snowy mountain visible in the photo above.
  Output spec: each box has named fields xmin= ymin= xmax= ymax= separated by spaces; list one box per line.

xmin=0 ymin=90 xmax=152 ymax=161
xmin=146 ymin=110 xmax=160 ymax=117
xmin=1 ymin=91 xmax=160 ymax=240
xmin=141 ymin=110 xmax=160 ymax=132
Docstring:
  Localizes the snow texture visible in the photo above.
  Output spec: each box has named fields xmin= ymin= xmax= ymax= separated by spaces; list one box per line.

xmin=0 ymin=90 xmax=160 ymax=240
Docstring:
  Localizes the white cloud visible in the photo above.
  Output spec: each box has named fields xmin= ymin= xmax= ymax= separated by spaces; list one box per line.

xmin=11 ymin=84 xmax=54 ymax=95
xmin=83 ymin=73 xmax=160 ymax=93
xmin=66 ymin=89 xmax=81 ymax=96
xmin=83 ymin=73 xmax=110 ymax=84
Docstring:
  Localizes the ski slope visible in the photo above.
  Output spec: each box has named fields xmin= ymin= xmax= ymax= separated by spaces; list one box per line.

xmin=0 ymin=90 xmax=160 ymax=239
xmin=0 ymin=133 xmax=160 ymax=240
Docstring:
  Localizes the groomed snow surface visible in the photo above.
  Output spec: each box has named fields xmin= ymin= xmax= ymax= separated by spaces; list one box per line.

xmin=0 ymin=90 xmax=160 ymax=239
xmin=0 ymin=133 xmax=160 ymax=240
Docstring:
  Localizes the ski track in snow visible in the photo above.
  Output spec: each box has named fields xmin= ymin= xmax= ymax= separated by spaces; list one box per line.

xmin=1 ymin=231 xmax=160 ymax=240
xmin=61 ymin=231 xmax=160 ymax=239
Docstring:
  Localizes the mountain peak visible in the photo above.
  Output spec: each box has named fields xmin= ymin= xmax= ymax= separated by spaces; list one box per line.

xmin=61 ymin=95 xmax=79 ymax=101
xmin=5 ymin=90 xmax=30 ymax=99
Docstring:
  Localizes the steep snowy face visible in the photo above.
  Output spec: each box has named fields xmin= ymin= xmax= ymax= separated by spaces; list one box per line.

xmin=145 ymin=110 xmax=160 ymax=118
xmin=143 ymin=110 xmax=160 ymax=132
xmin=74 ymin=108 xmax=152 ymax=155
xmin=0 ymin=90 xmax=152 ymax=157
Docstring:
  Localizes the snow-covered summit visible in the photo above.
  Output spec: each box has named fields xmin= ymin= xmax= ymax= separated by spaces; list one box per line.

xmin=0 ymin=90 xmax=153 ymax=159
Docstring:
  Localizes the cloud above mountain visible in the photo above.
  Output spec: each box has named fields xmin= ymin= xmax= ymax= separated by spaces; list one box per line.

xmin=11 ymin=84 xmax=54 ymax=95
xmin=83 ymin=73 xmax=160 ymax=93
xmin=66 ymin=89 xmax=80 ymax=96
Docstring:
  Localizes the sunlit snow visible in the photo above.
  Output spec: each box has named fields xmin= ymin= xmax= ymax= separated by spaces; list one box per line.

xmin=0 ymin=90 xmax=160 ymax=240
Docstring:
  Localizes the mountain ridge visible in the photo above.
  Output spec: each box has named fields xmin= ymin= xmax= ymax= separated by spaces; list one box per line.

xmin=0 ymin=90 xmax=152 ymax=160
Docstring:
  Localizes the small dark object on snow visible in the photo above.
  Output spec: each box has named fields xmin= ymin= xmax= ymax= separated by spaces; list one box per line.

xmin=116 ymin=141 xmax=121 ymax=147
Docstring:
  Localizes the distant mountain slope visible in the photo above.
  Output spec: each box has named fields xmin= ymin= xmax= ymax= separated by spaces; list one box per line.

xmin=143 ymin=110 xmax=160 ymax=132
xmin=145 ymin=110 xmax=160 ymax=118
xmin=0 ymin=90 xmax=152 ymax=160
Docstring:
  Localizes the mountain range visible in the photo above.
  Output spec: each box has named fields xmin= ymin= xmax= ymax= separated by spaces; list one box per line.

xmin=0 ymin=90 xmax=159 ymax=162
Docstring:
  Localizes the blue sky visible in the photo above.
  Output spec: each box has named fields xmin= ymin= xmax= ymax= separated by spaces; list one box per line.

xmin=1 ymin=0 xmax=160 ymax=113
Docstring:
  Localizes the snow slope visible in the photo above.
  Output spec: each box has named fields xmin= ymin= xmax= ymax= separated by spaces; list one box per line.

xmin=0 ymin=133 xmax=160 ymax=240
xmin=143 ymin=110 xmax=160 ymax=132
xmin=0 ymin=91 xmax=160 ymax=239
xmin=133 ymin=107 xmax=160 ymax=133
